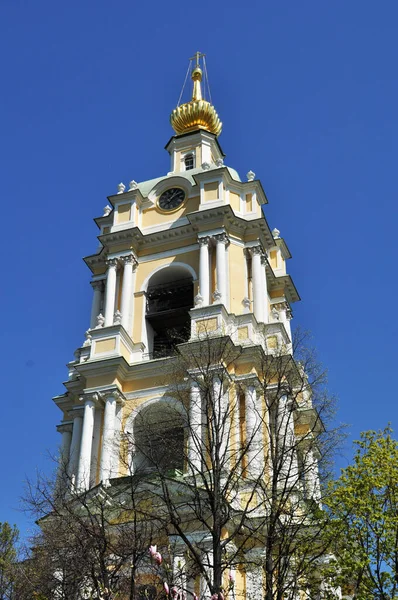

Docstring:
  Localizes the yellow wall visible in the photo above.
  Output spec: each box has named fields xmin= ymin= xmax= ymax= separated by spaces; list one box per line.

xmin=269 ymin=250 xmax=278 ymax=269
xmin=116 ymin=203 xmax=131 ymax=224
xmin=85 ymin=374 xmax=119 ymax=388
xmin=229 ymin=243 xmax=246 ymax=314
xmin=132 ymin=293 xmax=145 ymax=341
xmin=204 ymin=181 xmax=219 ymax=201
xmin=141 ymin=196 xmax=200 ymax=228
xmin=134 ymin=250 xmax=198 ymax=291
xmin=229 ymin=191 xmax=241 ymax=212
xmin=94 ymin=338 xmax=116 ymax=354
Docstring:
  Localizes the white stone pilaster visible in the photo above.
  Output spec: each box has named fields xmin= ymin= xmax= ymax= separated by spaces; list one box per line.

xmin=188 ymin=382 xmax=202 ymax=472
xmin=245 ymin=385 xmax=264 ymax=478
xmin=76 ymin=395 xmax=98 ymax=490
xmin=261 ymin=255 xmax=269 ymax=324
xmin=214 ymin=233 xmax=229 ymax=306
xmin=99 ymin=390 xmax=119 ymax=483
xmin=198 ymin=236 xmax=211 ymax=306
xmin=104 ymin=258 xmax=118 ymax=327
xmin=90 ymin=280 xmax=104 ymax=329
xmin=68 ymin=413 xmax=83 ymax=486
xmin=250 ymin=246 xmax=264 ymax=323
xmin=120 ymin=254 xmax=137 ymax=332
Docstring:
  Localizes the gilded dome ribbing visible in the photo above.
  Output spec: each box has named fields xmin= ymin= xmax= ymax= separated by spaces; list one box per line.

xmin=170 ymin=65 xmax=222 ymax=136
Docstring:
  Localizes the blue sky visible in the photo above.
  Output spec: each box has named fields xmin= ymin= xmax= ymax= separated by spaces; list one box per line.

xmin=1 ymin=1 xmax=397 ymax=536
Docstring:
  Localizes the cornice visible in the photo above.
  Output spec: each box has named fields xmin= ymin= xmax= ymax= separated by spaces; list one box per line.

xmin=84 ymin=203 xmax=279 ymax=272
xmin=107 ymin=187 xmax=146 ymax=208
xmin=187 ymin=205 xmax=275 ymax=249
xmin=192 ymin=167 xmax=268 ymax=205
xmin=269 ymin=274 xmax=300 ymax=304
xmin=164 ymin=130 xmax=226 ymax=158
xmin=275 ymin=237 xmax=292 ymax=260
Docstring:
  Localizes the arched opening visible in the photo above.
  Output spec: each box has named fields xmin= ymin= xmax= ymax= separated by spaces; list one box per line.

xmin=145 ymin=265 xmax=194 ymax=358
xmin=133 ymin=401 xmax=185 ymax=474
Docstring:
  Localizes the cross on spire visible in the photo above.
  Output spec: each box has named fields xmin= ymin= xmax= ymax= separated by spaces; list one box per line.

xmin=190 ymin=51 xmax=205 ymax=67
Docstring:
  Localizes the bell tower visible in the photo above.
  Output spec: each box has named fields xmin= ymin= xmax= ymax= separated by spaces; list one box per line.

xmin=54 ymin=53 xmax=301 ymax=491
xmin=49 ymin=53 xmax=330 ymax=600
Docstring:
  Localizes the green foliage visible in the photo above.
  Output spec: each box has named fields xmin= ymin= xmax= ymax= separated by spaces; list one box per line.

xmin=325 ymin=427 xmax=398 ymax=600
xmin=0 ymin=521 xmax=19 ymax=600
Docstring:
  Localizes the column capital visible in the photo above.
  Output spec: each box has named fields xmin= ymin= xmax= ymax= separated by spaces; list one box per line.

xmin=106 ymin=257 xmax=119 ymax=269
xmin=248 ymin=244 xmax=263 ymax=257
xmin=79 ymin=392 xmax=100 ymax=406
xmin=213 ymin=232 xmax=230 ymax=246
xmin=198 ymin=235 xmax=211 ymax=246
xmin=100 ymin=387 xmax=125 ymax=406
xmin=57 ymin=422 xmax=73 ymax=434
xmin=90 ymin=279 xmax=105 ymax=291
xmin=241 ymin=374 xmax=262 ymax=392
xmin=120 ymin=253 xmax=138 ymax=267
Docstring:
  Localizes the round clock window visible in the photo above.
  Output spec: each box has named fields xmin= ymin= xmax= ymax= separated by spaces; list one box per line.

xmin=158 ymin=188 xmax=186 ymax=211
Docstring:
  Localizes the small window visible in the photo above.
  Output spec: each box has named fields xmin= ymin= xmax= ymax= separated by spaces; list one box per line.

xmin=184 ymin=153 xmax=194 ymax=171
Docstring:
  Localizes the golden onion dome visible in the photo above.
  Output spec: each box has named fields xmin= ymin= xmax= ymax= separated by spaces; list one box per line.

xmin=170 ymin=63 xmax=222 ymax=136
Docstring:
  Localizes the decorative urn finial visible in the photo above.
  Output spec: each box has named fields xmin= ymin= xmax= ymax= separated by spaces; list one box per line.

xmin=170 ymin=52 xmax=222 ymax=137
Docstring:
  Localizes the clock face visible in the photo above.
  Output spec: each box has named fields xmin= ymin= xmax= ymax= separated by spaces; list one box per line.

xmin=158 ymin=188 xmax=186 ymax=211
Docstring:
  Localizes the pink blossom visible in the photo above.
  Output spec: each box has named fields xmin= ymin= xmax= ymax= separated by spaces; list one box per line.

xmin=149 ymin=545 xmax=157 ymax=557
xmin=193 ymin=595 xmax=199 ymax=600
xmin=153 ymin=551 xmax=163 ymax=565
xmin=229 ymin=570 xmax=235 ymax=583
xmin=171 ymin=587 xmax=178 ymax=598
xmin=164 ymin=582 xmax=170 ymax=595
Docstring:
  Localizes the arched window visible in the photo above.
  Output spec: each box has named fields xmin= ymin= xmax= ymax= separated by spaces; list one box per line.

xmin=184 ymin=153 xmax=194 ymax=171
xmin=145 ymin=266 xmax=194 ymax=358
xmin=133 ymin=401 xmax=185 ymax=474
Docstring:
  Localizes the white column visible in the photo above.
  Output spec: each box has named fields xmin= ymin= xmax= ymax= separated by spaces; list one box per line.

xmin=200 ymin=549 xmax=213 ymax=598
xmin=277 ymin=395 xmax=298 ymax=486
xmin=245 ymin=549 xmax=265 ymax=600
xmin=173 ymin=553 xmax=187 ymax=596
xmin=89 ymin=408 xmax=102 ymax=488
xmin=245 ymin=385 xmax=264 ymax=478
xmin=188 ymin=382 xmax=202 ymax=472
xmin=104 ymin=258 xmax=118 ymax=326
xmin=99 ymin=391 xmax=118 ymax=482
xmin=68 ymin=414 xmax=83 ymax=486
xmin=198 ymin=236 xmax=211 ymax=305
xmin=251 ymin=246 xmax=264 ymax=322
xmin=213 ymin=376 xmax=229 ymax=467
xmin=58 ymin=425 xmax=72 ymax=469
xmin=214 ymin=233 xmax=229 ymax=305
xmin=76 ymin=395 xmax=97 ymax=490
xmin=303 ymin=447 xmax=321 ymax=502
xmin=261 ymin=255 xmax=269 ymax=324
xmin=90 ymin=281 xmax=104 ymax=329
xmin=120 ymin=254 xmax=136 ymax=331
xmin=56 ymin=424 xmax=72 ymax=490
